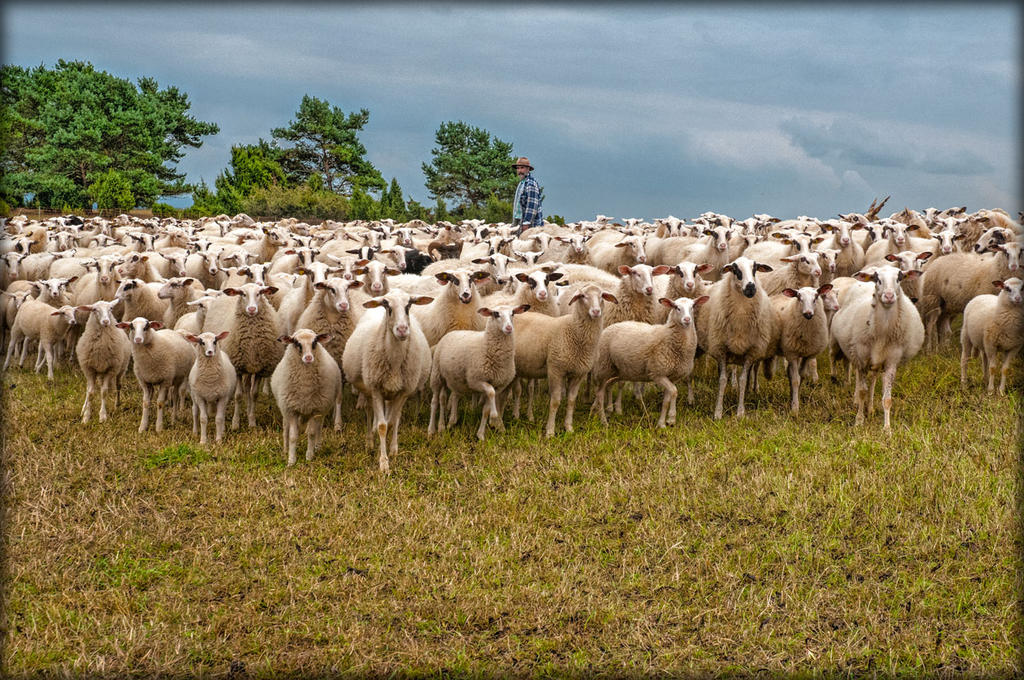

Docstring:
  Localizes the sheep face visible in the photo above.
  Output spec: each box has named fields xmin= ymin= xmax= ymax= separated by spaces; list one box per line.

xmin=994 ymin=277 xmax=1024 ymax=304
xmin=79 ymin=299 xmax=121 ymax=327
xmin=50 ymin=305 xmax=78 ymax=326
xmin=568 ymin=285 xmax=617 ymax=319
xmin=782 ymin=286 xmax=831 ymax=319
xmin=617 ymin=264 xmax=668 ymax=296
xmin=239 ymin=263 xmax=270 ymax=285
xmin=477 ymin=304 xmax=531 ymax=334
xmin=327 ymin=255 xmax=358 ymax=281
xmin=471 ymin=253 xmax=512 ymax=286
xmin=364 ymin=290 xmax=433 ymax=341
xmin=884 ymin=250 xmax=932 ymax=274
xmin=187 ymin=330 xmax=230 ymax=357
xmin=158 ymin=277 xmax=197 ymax=300
xmin=659 ymin=295 xmax=708 ymax=327
xmin=513 ymin=250 xmax=542 ymax=266
xmin=781 ymin=252 xmax=823 ymax=280
xmin=35 ymin=277 xmax=78 ymax=302
xmin=722 ymin=257 xmax=772 ymax=298
xmin=277 ymin=329 xmax=329 ymax=364
xmin=436 ymin=270 xmax=489 ymax=304
xmin=854 ymin=266 xmax=915 ymax=307
xmin=356 ymin=260 xmax=399 ymax=295
xmin=671 ymin=261 xmax=714 ymax=293
xmin=159 ymin=251 xmax=189 ymax=277
xmin=315 ymin=277 xmax=363 ymax=313
xmin=116 ymin=253 xmax=150 ymax=278
xmin=614 ymin=234 xmax=648 ymax=264
xmin=116 ymin=316 xmax=163 ymax=344
xmin=817 ymin=248 xmax=841 ymax=274
xmin=223 ymin=283 xmax=279 ymax=317
xmin=556 ymin=234 xmax=588 ymax=255
xmin=993 ymin=242 xmax=1022 ymax=274
xmin=832 ymin=221 xmax=861 ymax=248
xmin=514 ymin=270 xmax=563 ymax=302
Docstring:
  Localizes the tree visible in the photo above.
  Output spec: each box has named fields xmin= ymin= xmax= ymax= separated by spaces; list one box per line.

xmin=271 ymin=95 xmax=384 ymax=195
xmin=380 ymin=177 xmax=407 ymax=220
xmin=88 ymin=170 xmax=135 ymax=211
xmin=421 ymin=121 xmax=517 ymax=211
xmin=0 ymin=60 xmax=219 ymax=208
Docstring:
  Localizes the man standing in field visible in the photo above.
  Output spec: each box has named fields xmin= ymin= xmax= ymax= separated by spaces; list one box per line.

xmin=512 ymin=156 xmax=543 ymax=232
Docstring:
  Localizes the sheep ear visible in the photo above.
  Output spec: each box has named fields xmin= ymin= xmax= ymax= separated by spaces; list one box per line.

xmin=614 ymin=242 xmax=629 ymax=248
xmin=515 ymin=272 xmax=529 ymax=282
xmin=477 ymin=307 xmax=493 ymax=317
xmin=471 ymin=271 xmax=490 ymax=282
xmin=362 ymin=299 xmax=382 ymax=309
xmin=76 ymin=305 xmax=94 ymax=312
xmin=223 ymin=288 xmax=241 ymax=296
xmin=471 ymin=258 xmax=489 ymax=264
xmin=411 ymin=296 xmax=434 ymax=305
xmin=215 ymin=331 xmax=230 ymax=341
xmin=277 ymin=334 xmax=292 ymax=343
xmin=917 ymin=251 xmax=933 ymax=260
xmin=993 ymin=280 xmax=1006 ymax=289
xmin=782 ymin=288 xmax=798 ymax=298
xmin=346 ymin=248 xmax=362 ymax=255
xmin=902 ymin=270 xmax=922 ymax=280
xmin=780 ymin=255 xmax=797 ymax=263
xmin=348 ymin=280 xmax=364 ymax=289
xmin=696 ymin=263 xmax=714 ymax=274
xmin=884 ymin=254 xmax=898 ymax=262
xmin=817 ymin=284 xmax=834 ymax=296
xmin=140 ymin=255 xmax=148 ymax=262
xmin=652 ymin=265 xmax=672 ymax=276
xmin=513 ymin=304 xmax=531 ymax=314
xmin=50 ymin=310 xmax=62 ymax=316
xmin=811 ymin=236 xmax=825 ymax=244
xmin=435 ymin=272 xmax=452 ymax=284
xmin=314 ymin=281 xmax=328 ymax=290
xmin=755 ymin=263 xmax=773 ymax=273
xmin=601 ymin=292 xmax=619 ymax=303
xmin=65 ymin=275 xmax=79 ymax=284
xmin=316 ymin=333 xmax=332 ymax=344
xmin=148 ymin=321 xmax=163 ymax=330
xmin=853 ymin=271 xmax=873 ymax=282
xmin=185 ymin=334 xmax=200 ymax=344
xmin=385 ymin=268 xmax=401 ymax=276
xmin=658 ymin=297 xmax=675 ymax=308
xmin=568 ymin=292 xmax=584 ymax=305
xmin=693 ymin=295 xmax=710 ymax=308
xmin=115 ymin=322 xmax=130 ymax=329
xmin=546 ymin=272 xmax=564 ymax=282
xmin=617 ymin=265 xmax=632 ymax=276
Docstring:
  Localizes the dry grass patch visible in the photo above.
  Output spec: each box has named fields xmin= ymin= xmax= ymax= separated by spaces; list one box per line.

xmin=2 ymin=350 xmax=1020 ymax=676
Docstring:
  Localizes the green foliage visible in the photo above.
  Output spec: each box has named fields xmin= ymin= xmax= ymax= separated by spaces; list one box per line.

xmin=0 ymin=60 xmax=218 ymax=209
xmin=189 ymin=179 xmax=224 ymax=216
xmin=422 ymin=120 xmax=518 ymax=210
xmin=434 ymin=197 xmax=451 ymax=223
xmin=240 ymin=184 xmax=349 ymax=220
xmin=347 ymin=186 xmax=379 ymax=220
xmin=271 ymin=95 xmax=385 ymax=195
xmin=87 ymin=170 xmax=135 ymax=211
xmin=547 ymin=214 xmax=566 ymax=225
xmin=151 ymin=202 xmax=178 ymax=217
xmin=379 ymin=177 xmax=408 ymax=220
xmin=0 ymin=199 xmax=11 ymax=217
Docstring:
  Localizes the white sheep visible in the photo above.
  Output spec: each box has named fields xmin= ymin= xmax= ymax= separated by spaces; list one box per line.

xmin=592 ymin=295 xmax=708 ymax=427
xmin=511 ymin=284 xmax=617 ymax=435
xmin=116 ymin=316 xmax=195 ymax=433
xmin=696 ymin=257 xmax=778 ymax=419
xmin=184 ymin=331 xmax=237 ymax=445
xmin=75 ymin=299 xmax=131 ymax=423
xmin=411 ymin=269 xmax=491 ymax=346
xmin=342 ymin=289 xmax=434 ymax=473
xmin=429 ymin=304 xmax=530 ymax=440
xmin=829 ymin=266 xmax=924 ymax=430
xmin=960 ymin=277 xmax=1024 ymax=395
xmin=769 ymin=285 xmax=833 ymax=414
xmin=271 ymin=328 xmax=342 ymax=465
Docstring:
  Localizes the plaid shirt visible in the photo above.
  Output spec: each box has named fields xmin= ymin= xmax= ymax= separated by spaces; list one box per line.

xmin=516 ymin=173 xmax=543 ymax=227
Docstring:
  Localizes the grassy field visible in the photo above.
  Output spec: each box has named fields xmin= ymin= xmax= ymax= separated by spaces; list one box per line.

xmin=1 ymin=348 xmax=1020 ymax=677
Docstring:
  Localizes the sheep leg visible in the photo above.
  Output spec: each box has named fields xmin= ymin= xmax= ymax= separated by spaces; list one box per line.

xmin=81 ymin=371 xmax=96 ymax=423
xmin=787 ymin=358 xmax=802 ymax=415
xmin=428 ymin=385 xmax=440 ymax=436
xmin=473 ymin=382 xmax=497 ymax=441
xmin=868 ymin=371 xmax=879 ymax=416
xmin=735 ymin=359 xmax=754 ymax=418
xmin=2 ymin=333 xmax=19 ymax=372
xmin=18 ymin=336 xmax=31 ymax=368
xmin=33 ymin=342 xmax=44 ymax=373
xmin=714 ymin=362 xmax=728 ymax=420
xmin=527 ymin=379 xmax=536 ymax=422
xmin=363 ymin=402 xmax=374 ymax=449
xmin=654 ymin=376 xmax=677 ymax=428
xmin=804 ymin=357 xmax=819 ymax=384
xmin=100 ymin=374 xmax=114 ymax=422
xmin=387 ymin=393 xmax=410 ymax=455
xmin=193 ymin=395 xmax=203 ymax=440
xmin=371 ymin=392 xmax=390 ymax=473
xmin=613 ymin=382 xmax=624 ymax=415
xmin=247 ymin=374 xmax=259 ymax=428
xmin=231 ymin=372 xmax=242 ymax=430
xmin=139 ymin=382 xmax=152 ymax=432
xmin=155 ymin=385 xmax=168 ymax=432
xmin=214 ymin=396 xmax=229 ymax=444
xmin=511 ymin=379 xmax=522 ymax=419
xmin=306 ymin=416 xmax=323 ymax=461
xmin=115 ymin=371 xmax=124 ymax=409
xmin=545 ymin=375 xmax=565 ymax=438
xmin=593 ymin=378 xmax=614 ymax=426
xmin=285 ymin=413 xmax=299 ymax=466
xmin=447 ymin=392 xmax=460 ymax=428
xmin=492 ymin=388 xmax=507 ymax=431
xmin=853 ymin=367 xmax=867 ymax=426
xmin=960 ymin=333 xmax=973 ymax=386
xmin=881 ymin=364 xmax=897 ymax=432
xmin=563 ymin=374 xmax=585 ymax=433
xmin=333 ymin=392 xmax=344 ymax=432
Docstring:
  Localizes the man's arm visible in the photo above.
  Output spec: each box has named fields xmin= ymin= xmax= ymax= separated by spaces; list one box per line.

xmin=521 ymin=178 xmax=543 ymax=226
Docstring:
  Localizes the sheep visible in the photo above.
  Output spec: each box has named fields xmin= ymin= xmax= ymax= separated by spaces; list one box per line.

xmin=114 ymin=278 xmax=170 ymax=325
xmin=115 ymin=252 xmax=163 ymax=283
xmin=173 ymin=294 xmax=220 ymax=335
xmin=116 ymin=316 xmax=195 ymax=433
xmin=603 ymin=264 xmax=672 ymax=327
xmin=342 ymin=289 xmax=434 ymax=473
xmin=679 ymin=225 xmax=736 ymax=280
xmin=863 ymin=221 xmax=926 ymax=266
xmin=588 ymin=233 xmax=648 ymax=273
xmin=75 ymin=299 xmax=132 ymax=423
xmin=484 ymin=269 xmax=563 ymax=316
xmin=183 ymin=331 xmax=237 ymax=444
xmin=429 ymin=304 xmax=530 ymax=440
xmin=652 ymin=261 xmax=713 ymax=323
xmin=820 ymin=220 xmax=866 ymax=276
xmin=918 ymin=241 xmax=1022 ymax=349
xmin=295 ymin=276 xmax=365 ymax=431
xmin=411 ymin=269 xmax=491 ymax=346
xmin=829 ymin=266 xmax=924 ymax=431
xmin=758 ymin=252 xmax=823 ymax=296
xmin=157 ymin=276 xmax=202 ymax=327
xmin=696 ymin=257 xmax=778 ymax=420
xmin=511 ymin=284 xmax=618 ymax=436
xmin=270 ymin=328 xmax=341 ymax=465
xmin=3 ymin=301 xmax=79 ymax=379
xmin=960 ymin=277 xmax=1024 ymax=395
xmin=1 ymin=289 xmax=33 ymax=350
xmin=592 ymin=295 xmax=708 ymax=428
xmin=769 ymin=285 xmax=833 ymax=414
xmin=70 ymin=255 xmax=122 ymax=309
xmin=203 ymin=282 xmax=284 ymax=429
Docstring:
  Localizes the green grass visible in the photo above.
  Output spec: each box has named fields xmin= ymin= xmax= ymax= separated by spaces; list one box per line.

xmin=1 ymin=349 xmax=1020 ymax=677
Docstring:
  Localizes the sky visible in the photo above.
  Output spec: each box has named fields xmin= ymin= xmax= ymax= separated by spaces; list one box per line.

xmin=3 ymin=2 xmax=1020 ymax=222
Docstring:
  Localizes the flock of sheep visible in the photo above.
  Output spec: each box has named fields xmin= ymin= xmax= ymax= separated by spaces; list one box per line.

xmin=2 ymin=199 xmax=1021 ymax=472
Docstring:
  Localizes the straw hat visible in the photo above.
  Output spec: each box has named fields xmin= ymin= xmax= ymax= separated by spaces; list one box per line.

xmin=512 ymin=156 xmax=534 ymax=170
